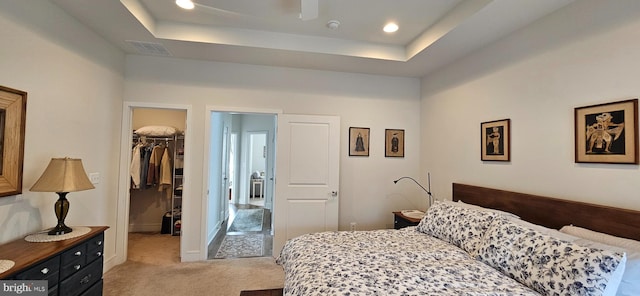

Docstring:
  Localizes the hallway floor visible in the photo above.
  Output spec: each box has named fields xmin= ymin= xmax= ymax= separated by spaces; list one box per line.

xmin=207 ymin=200 xmax=273 ymax=259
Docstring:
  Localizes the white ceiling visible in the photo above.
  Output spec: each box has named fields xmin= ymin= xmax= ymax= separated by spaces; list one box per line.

xmin=50 ymin=0 xmax=574 ymax=78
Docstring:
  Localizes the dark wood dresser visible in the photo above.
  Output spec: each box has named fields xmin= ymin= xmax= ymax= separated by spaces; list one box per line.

xmin=0 ymin=226 xmax=108 ymax=296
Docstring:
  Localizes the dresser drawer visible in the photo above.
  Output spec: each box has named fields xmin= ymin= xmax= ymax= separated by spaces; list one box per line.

xmin=79 ymin=279 xmax=103 ymax=296
xmin=49 ymin=284 xmax=58 ymax=296
xmin=61 ymin=244 xmax=87 ymax=266
xmin=60 ymin=256 xmax=86 ymax=279
xmin=87 ymin=233 xmax=104 ymax=252
xmin=86 ymin=233 xmax=104 ymax=264
xmin=59 ymin=257 xmax=103 ymax=296
xmin=15 ymin=256 xmax=60 ymax=289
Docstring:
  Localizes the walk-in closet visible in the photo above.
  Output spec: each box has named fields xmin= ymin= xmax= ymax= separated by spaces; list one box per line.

xmin=128 ymin=108 xmax=186 ymax=260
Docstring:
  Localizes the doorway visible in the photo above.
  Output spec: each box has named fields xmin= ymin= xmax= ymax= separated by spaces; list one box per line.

xmin=206 ymin=112 xmax=277 ymax=259
xmin=128 ymin=108 xmax=186 ymax=262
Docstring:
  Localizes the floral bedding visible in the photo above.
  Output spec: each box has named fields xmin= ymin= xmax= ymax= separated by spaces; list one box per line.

xmin=276 ymin=227 xmax=541 ymax=296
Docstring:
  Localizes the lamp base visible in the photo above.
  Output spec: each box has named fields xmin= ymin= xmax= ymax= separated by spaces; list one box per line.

xmin=48 ymin=224 xmax=73 ymax=235
xmin=48 ymin=192 xmax=72 ymax=236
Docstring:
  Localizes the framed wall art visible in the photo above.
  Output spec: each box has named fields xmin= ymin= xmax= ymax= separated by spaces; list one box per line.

xmin=481 ymin=119 xmax=510 ymax=161
xmin=385 ymin=129 xmax=404 ymax=157
xmin=349 ymin=127 xmax=369 ymax=156
xmin=0 ymin=85 xmax=27 ymax=197
xmin=574 ymin=98 xmax=638 ymax=164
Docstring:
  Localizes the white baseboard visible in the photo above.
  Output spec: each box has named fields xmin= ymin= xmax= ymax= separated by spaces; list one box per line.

xmin=181 ymin=250 xmax=203 ymax=262
xmin=207 ymin=221 xmax=222 ymax=245
xmin=103 ymin=254 xmax=123 ymax=273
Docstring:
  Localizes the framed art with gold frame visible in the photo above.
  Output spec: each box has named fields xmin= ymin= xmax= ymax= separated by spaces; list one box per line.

xmin=0 ymin=85 xmax=27 ymax=197
xmin=349 ymin=127 xmax=369 ymax=156
xmin=575 ymin=99 xmax=638 ymax=164
xmin=385 ymin=129 xmax=404 ymax=157
xmin=481 ymin=119 xmax=510 ymax=161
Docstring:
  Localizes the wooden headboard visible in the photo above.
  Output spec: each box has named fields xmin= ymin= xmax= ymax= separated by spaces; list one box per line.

xmin=452 ymin=183 xmax=640 ymax=241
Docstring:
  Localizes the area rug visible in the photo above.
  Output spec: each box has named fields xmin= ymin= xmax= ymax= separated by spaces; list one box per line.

xmin=214 ymin=234 xmax=264 ymax=259
xmin=228 ymin=208 xmax=264 ymax=232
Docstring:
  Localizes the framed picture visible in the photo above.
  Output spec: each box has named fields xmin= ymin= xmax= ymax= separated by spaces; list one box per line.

xmin=481 ymin=119 xmax=510 ymax=161
xmin=349 ymin=127 xmax=369 ymax=156
xmin=575 ymin=99 xmax=638 ymax=164
xmin=0 ymin=86 xmax=27 ymax=197
xmin=385 ymin=129 xmax=404 ymax=157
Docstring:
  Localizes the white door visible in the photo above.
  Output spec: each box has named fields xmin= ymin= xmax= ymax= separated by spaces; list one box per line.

xmin=273 ymin=114 xmax=340 ymax=255
xmin=220 ymin=121 xmax=231 ymax=219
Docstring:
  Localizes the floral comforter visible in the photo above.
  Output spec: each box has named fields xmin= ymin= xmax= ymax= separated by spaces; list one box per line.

xmin=276 ymin=227 xmax=540 ymax=296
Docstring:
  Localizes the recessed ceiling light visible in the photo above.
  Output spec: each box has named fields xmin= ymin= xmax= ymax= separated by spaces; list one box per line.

xmin=383 ymin=22 xmax=399 ymax=33
xmin=176 ymin=0 xmax=195 ymax=10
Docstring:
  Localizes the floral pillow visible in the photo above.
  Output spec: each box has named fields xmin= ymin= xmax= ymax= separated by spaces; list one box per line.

xmin=560 ymin=225 xmax=640 ymax=296
xmin=417 ymin=201 xmax=497 ymax=254
xmin=477 ymin=217 xmax=627 ymax=296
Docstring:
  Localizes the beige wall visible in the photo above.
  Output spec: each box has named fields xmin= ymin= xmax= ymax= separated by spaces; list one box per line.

xmin=132 ymin=108 xmax=187 ymax=131
xmin=0 ymin=1 xmax=124 ymax=272
xmin=123 ymin=55 xmax=422 ymax=260
xmin=421 ymin=0 xmax=640 ymax=211
xmin=7 ymin=0 xmax=638 ymax=272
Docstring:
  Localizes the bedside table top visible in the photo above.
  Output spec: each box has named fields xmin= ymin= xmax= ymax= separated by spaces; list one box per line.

xmin=393 ymin=211 xmax=423 ymax=223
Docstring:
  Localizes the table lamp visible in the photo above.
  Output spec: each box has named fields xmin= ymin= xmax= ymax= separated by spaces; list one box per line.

xmin=30 ymin=157 xmax=95 ymax=235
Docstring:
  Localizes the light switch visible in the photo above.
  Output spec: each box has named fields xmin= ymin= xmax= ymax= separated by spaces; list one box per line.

xmin=89 ymin=172 xmax=100 ymax=184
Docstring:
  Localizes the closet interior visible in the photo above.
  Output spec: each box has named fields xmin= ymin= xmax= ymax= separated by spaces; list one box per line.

xmin=129 ymin=108 xmax=186 ymax=241
xmin=131 ymin=132 xmax=184 ymax=235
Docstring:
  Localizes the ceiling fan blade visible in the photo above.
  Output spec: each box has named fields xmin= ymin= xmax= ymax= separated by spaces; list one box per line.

xmin=300 ymin=0 xmax=318 ymax=21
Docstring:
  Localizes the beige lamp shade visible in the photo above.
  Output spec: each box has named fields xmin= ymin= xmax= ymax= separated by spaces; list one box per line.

xmin=30 ymin=157 xmax=95 ymax=193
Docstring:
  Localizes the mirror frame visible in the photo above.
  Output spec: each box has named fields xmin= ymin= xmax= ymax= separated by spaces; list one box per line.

xmin=0 ymin=85 xmax=26 ymax=197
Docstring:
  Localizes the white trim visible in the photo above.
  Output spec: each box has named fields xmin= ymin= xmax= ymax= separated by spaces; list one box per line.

xmin=207 ymin=106 xmax=282 ymax=114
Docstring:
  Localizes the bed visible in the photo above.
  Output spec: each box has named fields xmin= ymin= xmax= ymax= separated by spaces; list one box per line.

xmin=277 ymin=183 xmax=640 ymax=296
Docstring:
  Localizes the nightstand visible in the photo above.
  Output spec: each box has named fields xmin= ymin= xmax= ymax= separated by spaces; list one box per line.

xmin=393 ymin=211 xmax=422 ymax=229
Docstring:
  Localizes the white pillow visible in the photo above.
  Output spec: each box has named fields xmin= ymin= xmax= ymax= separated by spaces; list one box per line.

xmin=444 ymin=200 xmax=520 ymax=219
xmin=477 ymin=218 xmax=627 ymax=296
xmin=134 ymin=125 xmax=178 ymax=137
xmin=559 ymin=225 xmax=640 ymax=251
xmin=560 ymin=226 xmax=640 ymax=296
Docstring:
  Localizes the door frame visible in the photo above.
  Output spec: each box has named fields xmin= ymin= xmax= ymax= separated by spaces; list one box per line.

xmin=114 ymin=101 xmax=193 ymax=266
xmin=203 ymin=106 xmax=281 ymax=258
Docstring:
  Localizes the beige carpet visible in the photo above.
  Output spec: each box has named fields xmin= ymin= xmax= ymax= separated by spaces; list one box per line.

xmin=104 ymin=232 xmax=284 ymax=296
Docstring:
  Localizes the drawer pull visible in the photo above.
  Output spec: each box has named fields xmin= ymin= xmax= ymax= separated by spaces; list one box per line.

xmin=80 ymin=274 xmax=92 ymax=285
xmin=74 ymin=251 xmax=82 ymax=256
xmin=97 ymin=240 xmax=102 ymax=246
xmin=74 ymin=264 xmax=82 ymax=270
xmin=41 ymin=267 xmax=49 ymax=274
xmin=96 ymin=251 xmax=102 ymax=257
